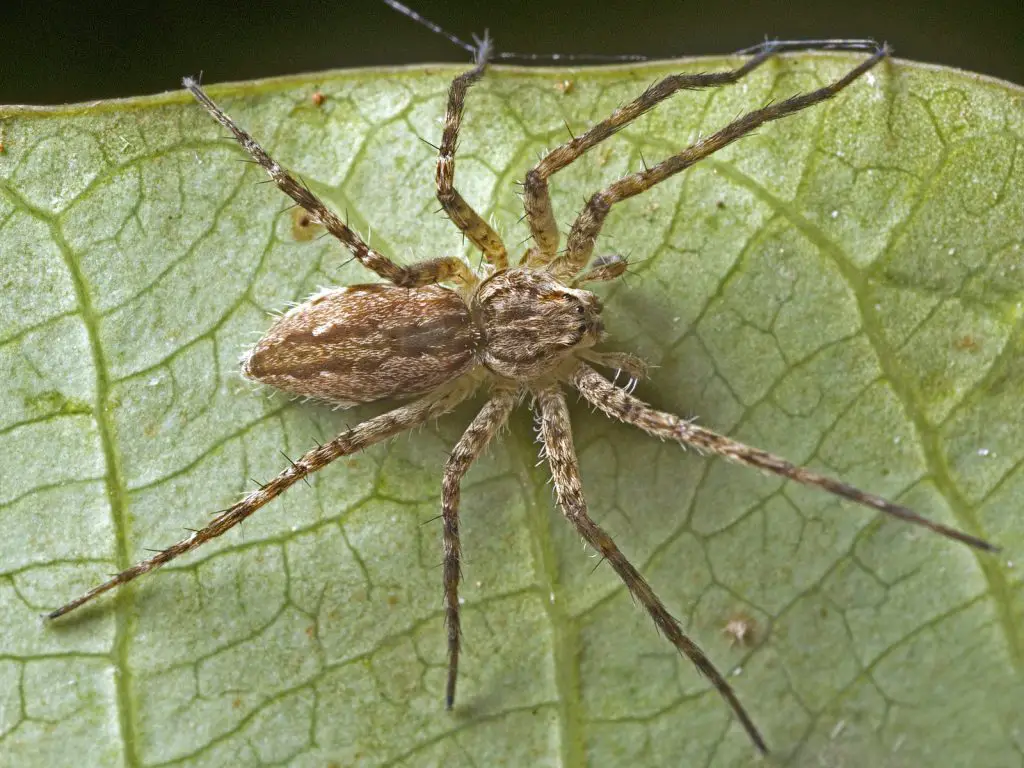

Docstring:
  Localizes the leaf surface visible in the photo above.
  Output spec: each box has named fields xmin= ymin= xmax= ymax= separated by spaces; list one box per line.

xmin=1 ymin=56 xmax=1022 ymax=767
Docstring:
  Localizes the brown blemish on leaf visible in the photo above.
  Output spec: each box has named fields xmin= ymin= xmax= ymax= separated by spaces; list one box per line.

xmin=722 ymin=613 xmax=757 ymax=647
xmin=555 ymin=79 xmax=575 ymax=96
xmin=291 ymin=206 xmax=323 ymax=241
xmin=953 ymin=334 xmax=980 ymax=352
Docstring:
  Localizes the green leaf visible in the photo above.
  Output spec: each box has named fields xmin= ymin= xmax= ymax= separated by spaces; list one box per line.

xmin=1 ymin=55 xmax=1022 ymax=766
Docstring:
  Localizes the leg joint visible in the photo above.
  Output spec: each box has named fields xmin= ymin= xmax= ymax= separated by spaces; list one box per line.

xmin=524 ymin=169 xmax=547 ymax=192
xmin=586 ymin=192 xmax=611 ymax=215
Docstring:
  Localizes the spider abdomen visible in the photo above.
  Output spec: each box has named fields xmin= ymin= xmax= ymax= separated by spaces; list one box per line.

xmin=243 ymin=283 xmax=480 ymax=404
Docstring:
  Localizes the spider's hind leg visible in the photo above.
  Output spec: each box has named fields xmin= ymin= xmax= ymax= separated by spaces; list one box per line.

xmin=571 ymin=364 xmax=996 ymax=552
xmin=47 ymin=386 xmax=474 ymax=620
xmin=535 ymin=386 xmax=768 ymax=753
xmin=440 ymin=388 xmax=519 ymax=707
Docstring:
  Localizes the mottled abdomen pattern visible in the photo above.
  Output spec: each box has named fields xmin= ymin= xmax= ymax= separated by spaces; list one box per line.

xmin=243 ymin=284 xmax=480 ymax=404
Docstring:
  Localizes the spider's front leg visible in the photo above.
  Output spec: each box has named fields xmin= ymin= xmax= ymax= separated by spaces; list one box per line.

xmin=554 ymin=44 xmax=889 ymax=276
xmin=521 ymin=42 xmax=784 ymax=267
xmin=440 ymin=389 xmax=519 ymax=707
xmin=535 ymin=386 xmax=769 ymax=754
xmin=435 ymin=36 xmax=509 ymax=270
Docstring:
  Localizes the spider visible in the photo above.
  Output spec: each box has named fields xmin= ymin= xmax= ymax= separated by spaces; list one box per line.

xmin=47 ymin=36 xmax=997 ymax=755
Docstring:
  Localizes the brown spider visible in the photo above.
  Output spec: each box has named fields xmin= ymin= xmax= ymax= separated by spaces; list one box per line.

xmin=48 ymin=37 xmax=996 ymax=754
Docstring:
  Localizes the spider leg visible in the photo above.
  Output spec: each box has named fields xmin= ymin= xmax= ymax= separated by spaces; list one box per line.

xmin=47 ymin=384 xmax=473 ymax=620
xmin=571 ymin=364 xmax=997 ymax=552
xmin=535 ymin=386 xmax=768 ymax=755
xmin=185 ymin=79 xmax=475 ymax=289
xmin=521 ymin=43 xmax=784 ymax=267
xmin=436 ymin=36 xmax=510 ymax=270
xmin=441 ymin=388 xmax=519 ymax=707
xmin=551 ymin=44 xmax=888 ymax=278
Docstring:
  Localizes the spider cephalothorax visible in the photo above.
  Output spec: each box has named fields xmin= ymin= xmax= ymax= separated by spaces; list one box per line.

xmin=471 ymin=267 xmax=605 ymax=379
xmin=48 ymin=36 xmax=996 ymax=755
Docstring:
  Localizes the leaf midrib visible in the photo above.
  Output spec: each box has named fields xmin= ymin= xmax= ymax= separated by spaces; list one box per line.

xmin=0 ymin=183 xmax=142 ymax=767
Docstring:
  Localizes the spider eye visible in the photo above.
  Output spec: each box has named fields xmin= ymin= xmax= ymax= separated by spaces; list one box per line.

xmin=575 ymin=303 xmax=585 ymax=314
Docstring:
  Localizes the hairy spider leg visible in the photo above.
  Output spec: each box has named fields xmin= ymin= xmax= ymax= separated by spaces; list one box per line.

xmin=435 ymin=34 xmax=510 ymax=271
xmin=441 ymin=389 xmax=520 ymax=707
xmin=555 ymin=45 xmax=889 ymax=277
xmin=536 ymin=387 xmax=768 ymax=753
xmin=184 ymin=78 xmax=476 ymax=289
xmin=571 ymin=365 xmax=996 ymax=552
xmin=516 ymin=41 xmax=887 ymax=275
xmin=521 ymin=43 xmax=783 ymax=267
xmin=47 ymin=385 xmax=472 ymax=619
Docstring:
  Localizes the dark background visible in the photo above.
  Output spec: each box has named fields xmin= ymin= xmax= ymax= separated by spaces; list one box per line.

xmin=2 ymin=0 xmax=1022 ymax=105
